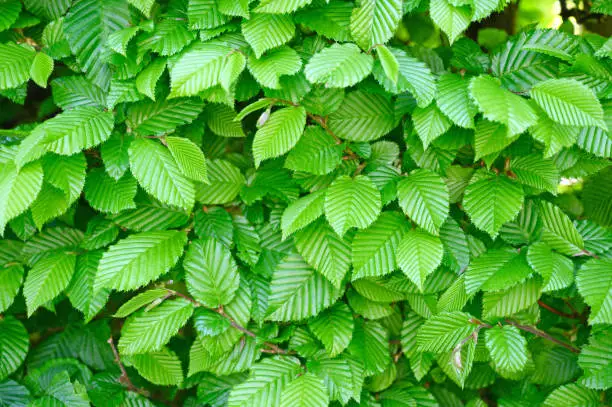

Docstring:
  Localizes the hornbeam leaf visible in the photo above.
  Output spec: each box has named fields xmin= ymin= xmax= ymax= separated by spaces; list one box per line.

xmin=417 ymin=311 xmax=478 ymax=353
xmin=530 ymin=79 xmax=607 ymax=130
xmin=463 ymin=176 xmax=524 ymax=238
xmin=325 ymin=175 xmax=382 ymax=237
xmin=253 ymin=106 xmax=307 ymax=167
xmin=129 ymin=138 xmax=195 ymax=210
xmin=266 ymin=253 xmax=342 ymax=322
xmin=576 ymin=258 xmax=612 ymax=325
xmin=0 ymin=317 xmax=28 ymax=380
xmin=309 ymin=302 xmax=354 ymax=357
xmin=184 ymin=238 xmax=240 ymax=308
xmin=95 ymin=230 xmax=187 ymax=292
xmin=228 ymin=357 xmax=301 ymax=407
xmin=118 ymin=298 xmax=194 ymax=355
xmin=397 ymin=230 xmax=444 ymax=291
xmin=304 ymin=43 xmax=374 ymax=88
xmin=469 ymin=75 xmax=538 ymax=136
xmin=350 ymin=0 xmax=402 ymax=50
xmin=485 ymin=326 xmax=528 ymax=373
xmin=396 ymin=169 xmax=449 ymax=236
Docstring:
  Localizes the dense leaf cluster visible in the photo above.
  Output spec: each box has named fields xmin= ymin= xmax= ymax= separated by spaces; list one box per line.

xmin=0 ymin=0 xmax=611 ymax=406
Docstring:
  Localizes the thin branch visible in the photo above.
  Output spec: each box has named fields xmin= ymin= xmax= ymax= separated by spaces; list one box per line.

xmin=167 ymin=289 xmax=294 ymax=355
xmin=107 ymin=336 xmax=149 ymax=396
xmin=538 ymin=300 xmax=582 ymax=320
xmin=505 ymin=320 xmax=580 ymax=354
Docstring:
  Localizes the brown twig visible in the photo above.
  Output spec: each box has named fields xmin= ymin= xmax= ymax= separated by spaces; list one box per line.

xmin=107 ymin=336 xmax=149 ymax=396
xmin=505 ymin=320 xmax=580 ymax=354
xmin=538 ymin=300 xmax=582 ymax=320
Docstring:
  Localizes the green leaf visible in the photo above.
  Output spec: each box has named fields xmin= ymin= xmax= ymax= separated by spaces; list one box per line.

xmin=417 ymin=311 xmax=477 ymax=353
xmin=136 ymin=58 xmax=167 ymax=100
xmin=24 ymin=252 xmax=76 ymax=316
xmin=281 ymin=189 xmax=326 ymax=239
xmin=309 ymin=302 xmax=354 ymax=357
xmin=304 ymin=43 xmax=374 ymax=88
xmin=436 ymin=73 xmax=477 ymax=128
xmin=543 ymin=384 xmax=600 ymax=407
xmin=205 ymin=104 xmax=245 ymax=138
xmin=485 ymin=326 xmax=527 ymax=373
xmin=242 ymin=13 xmax=295 ymax=58
xmin=129 ymin=138 xmax=195 ymax=210
xmin=168 ymin=43 xmax=236 ymax=98
xmin=396 ymin=169 xmax=449 ymax=236
xmin=529 ymin=110 xmax=580 ymax=157
xmin=130 ymin=347 xmax=183 ymax=386
xmin=0 ymin=317 xmax=28 ymax=381
xmin=412 ymin=103 xmax=452 ymax=148
xmin=539 ymin=201 xmax=584 ymax=256
xmin=294 ymin=219 xmax=352 ymax=288
xmin=376 ymin=45 xmax=399 ymax=84
xmin=463 ymin=176 xmax=524 ymax=238
xmin=350 ymin=0 xmax=402 ymax=50
xmin=255 ymin=0 xmax=313 ymax=14
xmin=128 ymin=0 xmax=155 ymax=17
xmin=126 ymin=98 xmax=204 ymax=135
xmin=527 ymin=242 xmax=573 ymax=292
xmin=0 ymin=43 xmax=36 ymax=90
xmin=188 ymin=0 xmax=228 ymax=30
xmin=374 ymin=47 xmax=436 ymax=107
xmin=253 ymin=106 xmax=307 ymax=167
xmin=325 ymin=175 xmax=382 ymax=237
xmin=184 ymin=238 xmax=240 ymax=308
xmin=280 ymin=373 xmax=329 ymax=407
xmin=530 ymin=79 xmax=607 ymax=130
xmin=166 ymin=136 xmax=208 ymax=183
xmin=248 ymin=46 xmax=302 ymax=89
xmin=228 ymin=356 xmax=301 ymax=407
xmin=576 ymin=258 xmax=612 ymax=325
xmin=196 ymin=159 xmax=245 ymax=204
xmin=352 ymin=212 xmax=410 ymax=279
xmin=578 ymin=327 xmax=612 ymax=390
xmin=118 ymin=298 xmax=194 ymax=355
xmin=29 ymin=53 xmax=54 ymax=89
xmin=0 ymin=0 xmax=21 ymax=32
xmin=16 ymin=107 xmax=114 ymax=166
xmin=0 ymin=379 xmax=30 ymax=407
xmin=85 ymin=169 xmax=137 ymax=214
xmin=345 ymin=320 xmax=389 ymax=377
xmin=430 ymin=0 xmax=471 ymax=44
xmin=294 ymin=1 xmax=353 ymax=42
xmin=482 ymin=277 xmax=541 ymax=319
xmin=469 ymin=75 xmax=538 ymax=136
xmin=64 ymin=0 xmax=131 ymax=90
xmin=285 ymin=126 xmax=343 ymax=175
xmin=66 ymin=251 xmax=110 ymax=322
xmin=0 ymin=264 xmax=23 ymax=313
xmin=510 ymin=155 xmax=560 ymax=193
xmin=0 ymin=160 xmax=43 ymax=235
xmin=51 ymin=76 xmax=106 ymax=110
xmin=95 ymin=230 xmax=187 ymax=292
xmin=465 ymin=248 xmax=532 ymax=296
xmin=266 ymin=253 xmax=342 ymax=322
xmin=327 ymin=90 xmax=396 ymax=142
xmin=114 ymin=288 xmax=170 ymax=318
xmin=397 ymin=230 xmax=444 ymax=292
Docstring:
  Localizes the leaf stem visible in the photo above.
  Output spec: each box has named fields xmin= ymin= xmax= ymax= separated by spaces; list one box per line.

xmin=505 ymin=320 xmax=580 ymax=354
xmin=107 ymin=336 xmax=149 ymax=396
xmin=537 ymin=300 xmax=582 ymax=320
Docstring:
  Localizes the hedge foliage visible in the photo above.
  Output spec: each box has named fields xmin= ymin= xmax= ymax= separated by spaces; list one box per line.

xmin=0 ymin=0 xmax=611 ymax=406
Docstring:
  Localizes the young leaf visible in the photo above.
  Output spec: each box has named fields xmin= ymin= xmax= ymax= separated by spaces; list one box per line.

xmin=325 ymin=175 xmax=382 ymax=237
xmin=397 ymin=230 xmax=444 ymax=292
